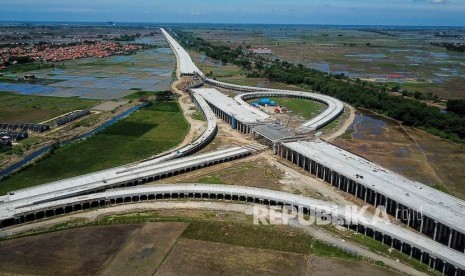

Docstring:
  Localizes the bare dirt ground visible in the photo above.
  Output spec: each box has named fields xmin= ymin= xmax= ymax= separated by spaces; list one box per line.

xmin=156 ymin=238 xmax=308 ymax=276
xmin=162 ymin=78 xmax=207 ymax=154
xmin=196 ymin=120 xmax=254 ymax=154
xmin=324 ymin=103 xmax=356 ymax=142
xmin=164 ymin=153 xmax=284 ymax=191
xmin=306 ymin=256 xmax=400 ymax=276
xmin=91 ymin=100 xmax=128 ymax=112
xmin=0 ymin=224 xmax=141 ymax=276
xmin=100 ymin=222 xmax=187 ymax=276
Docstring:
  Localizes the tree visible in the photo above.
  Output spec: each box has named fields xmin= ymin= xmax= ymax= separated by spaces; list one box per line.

xmin=447 ymin=99 xmax=465 ymax=116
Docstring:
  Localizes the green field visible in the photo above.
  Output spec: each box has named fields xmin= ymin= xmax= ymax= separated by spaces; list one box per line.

xmin=0 ymin=101 xmax=189 ymax=193
xmin=2 ymin=62 xmax=57 ymax=74
xmin=123 ymin=90 xmax=162 ymax=100
xmin=0 ymin=92 xmax=100 ymax=123
xmin=271 ymin=97 xmax=326 ymax=119
xmin=247 ymin=97 xmax=326 ymax=120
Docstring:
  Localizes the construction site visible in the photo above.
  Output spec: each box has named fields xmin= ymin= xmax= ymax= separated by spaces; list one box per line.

xmin=0 ymin=27 xmax=464 ymax=276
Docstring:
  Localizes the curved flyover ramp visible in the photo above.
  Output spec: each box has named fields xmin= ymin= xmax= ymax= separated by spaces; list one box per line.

xmin=2 ymin=184 xmax=464 ymax=276
xmin=235 ymin=90 xmax=344 ymax=131
xmin=206 ymin=78 xmax=344 ymax=131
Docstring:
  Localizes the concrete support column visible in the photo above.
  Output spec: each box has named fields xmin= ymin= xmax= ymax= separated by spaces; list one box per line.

xmin=407 ymin=210 xmax=411 ymax=227
xmin=447 ymin=229 xmax=454 ymax=247
xmin=419 ymin=215 xmax=424 ymax=234
xmin=433 ymin=221 xmax=438 ymax=241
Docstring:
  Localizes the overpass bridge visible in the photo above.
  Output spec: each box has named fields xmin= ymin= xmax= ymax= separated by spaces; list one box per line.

xmin=1 ymin=183 xmax=464 ymax=276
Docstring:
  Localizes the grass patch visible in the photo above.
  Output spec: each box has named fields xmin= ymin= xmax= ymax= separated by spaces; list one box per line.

xmin=270 ymin=97 xmax=326 ymax=120
xmin=182 ymin=220 xmax=360 ymax=260
xmin=0 ymin=92 xmax=99 ymax=123
xmin=321 ymin=116 xmax=343 ymax=132
xmin=3 ymin=62 xmax=57 ymax=73
xmin=191 ymin=111 xmax=205 ymax=121
xmin=124 ymin=90 xmax=161 ymax=100
xmin=0 ymin=101 xmax=189 ymax=194
xmin=195 ymin=175 xmax=226 ymax=184
xmin=247 ymin=96 xmax=325 ymax=120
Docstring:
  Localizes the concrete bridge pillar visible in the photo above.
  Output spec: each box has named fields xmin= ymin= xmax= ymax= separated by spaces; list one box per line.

xmin=419 ymin=215 xmax=424 ymax=234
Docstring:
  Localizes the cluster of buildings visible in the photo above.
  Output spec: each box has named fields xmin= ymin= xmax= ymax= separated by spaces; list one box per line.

xmin=0 ymin=42 xmax=143 ymax=69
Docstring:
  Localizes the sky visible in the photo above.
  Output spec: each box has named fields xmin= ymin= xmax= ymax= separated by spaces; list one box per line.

xmin=1 ymin=0 xmax=464 ymax=26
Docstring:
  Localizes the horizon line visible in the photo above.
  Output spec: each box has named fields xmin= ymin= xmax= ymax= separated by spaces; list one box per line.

xmin=0 ymin=20 xmax=464 ymax=28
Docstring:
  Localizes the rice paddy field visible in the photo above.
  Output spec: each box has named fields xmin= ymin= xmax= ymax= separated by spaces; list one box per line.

xmin=0 ymin=46 xmax=175 ymax=100
xmin=0 ymin=101 xmax=189 ymax=193
xmin=188 ymin=26 xmax=465 ymax=99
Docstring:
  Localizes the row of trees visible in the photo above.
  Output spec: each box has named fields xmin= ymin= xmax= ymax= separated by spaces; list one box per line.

xmin=174 ymin=30 xmax=465 ymax=142
xmin=262 ymin=59 xmax=465 ymax=141
xmin=176 ymin=31 xmax=245 ymax=65
xmin=447 ymin=99 xmax=465 ymax=116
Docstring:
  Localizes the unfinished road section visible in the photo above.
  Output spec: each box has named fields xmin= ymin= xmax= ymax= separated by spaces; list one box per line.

xmin=235 ymin=91 xmax=344 ymax=131
xmin=2 ymin=183 xmax=464 ymax=276
xmin=0 ymin=146 xmax=261 ymax=213
xmin=160 ymin=28 xmax=204 ymax=77
xmin=278 ymin=140 xmax=465 ymax=254
xmin=192 ymin=87 xmax=273 ymax=134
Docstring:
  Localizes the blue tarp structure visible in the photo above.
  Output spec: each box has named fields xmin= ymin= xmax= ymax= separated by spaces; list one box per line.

xmin=259 ymin=98 xmax=276 ymax=106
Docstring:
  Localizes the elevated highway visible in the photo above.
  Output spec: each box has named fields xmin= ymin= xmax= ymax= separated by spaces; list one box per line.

xmin=235 ymin=91 xmax=344 ymax=131
xmin=0 ymin=146 xmax=261 ymax=213
xmin=279 ymin=140 xmax=465 ymax=253
xmin=161 ymin=28 xmax=204 ymax=77
xmin=1 ymin=183 xmax=464 ymax=276
xmin=205 ymin=78 xmax=344 ymax=131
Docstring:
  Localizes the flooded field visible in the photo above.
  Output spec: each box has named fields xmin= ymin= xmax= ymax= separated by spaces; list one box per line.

xmin=0 ymin=47 xmax=175 ymax=99
xmin=335 ymin=110 xmax=465 ymax=199
xmin=189 ymin=26 xmax=465 ymax=98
